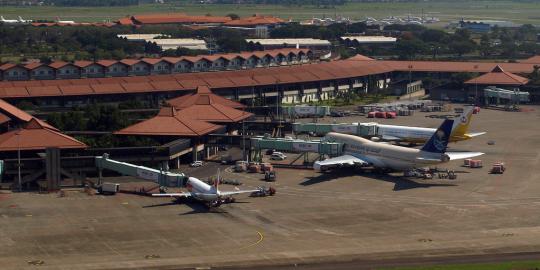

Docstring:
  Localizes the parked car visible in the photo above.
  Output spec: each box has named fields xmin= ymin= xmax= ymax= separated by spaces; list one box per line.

xmin=270 ymin=153 xmax=287 ymax=160
xmin=266 ymin=149 xmax=275 ymax=155
xmin=190 ymin=161 xmax=203 ymax=167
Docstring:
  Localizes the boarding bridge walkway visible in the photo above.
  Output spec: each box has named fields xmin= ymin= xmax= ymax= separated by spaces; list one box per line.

xmin=293 ymin=122 xmax=379 ymax=137
xmin=250 ymin=136 xmax=343 ymax=163
xmin=95 ymin=154 xmax=187 ymax=187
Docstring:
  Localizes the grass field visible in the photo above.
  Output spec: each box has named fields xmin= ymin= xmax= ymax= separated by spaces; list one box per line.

xmin=378 ymin=260 xmax=540 ymax=270
xmin=2 ymin=1 xmax=540 ymax=25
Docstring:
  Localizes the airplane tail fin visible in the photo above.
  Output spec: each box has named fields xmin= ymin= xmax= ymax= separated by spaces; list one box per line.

xmin=421 ymin=119 xmax=453 ymax=154
xmin=450 ymin=106 xmax=474 ymax=139
xmin=1 ymin=16 xmax=5 ymax=21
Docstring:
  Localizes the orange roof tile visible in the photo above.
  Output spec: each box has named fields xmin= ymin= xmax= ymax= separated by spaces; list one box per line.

xmin=96 ymin=60 xmax=118 ymax=67
xmin=24 ymin=62 xmax=43 ymax=70
xmin=177 ymin=103 xmax=252 ymax=123
xmin=59 ymin=85 xmax=94 ymax=95
xmin=347 ymin=54 xmax=375 ymax=61
xmin=73 ymin=60 xmax=94 ymax=68
xmin=167 ymin=85 xmax=245 ymax=109
xmin=116 ymin=17 xmax=134 ymax=25
xmin=115 ymin=106 xmax=222 ymax=137
xmin=120 ymin=59 xmax=141 ymax=66
xmin=131 ymin=13 xmax=232 ymax=24
xmin=91 ymin=83 xmax=125 ymax=94
xmin=26 ymin=85 xmax=62 ymax=96
xmin=224 ymin=15 xmax=284 ymax=27
xmin=0 ymin=87 xmax=29 ymax=98
xmin=0 ymin=99 xmax=58 ymax=130
xmin=0 ymin=112 xmax=10 ymax=125
xmin=0 ymin=63 xmax=18 ymax=71
xmin=0 ymin=118 xmax=86 ymax=151
xmin=465 ymin=65 xmax=530 ymax=85
xmin=49 ymin=61 xmax=72 ymax=69
xmin=520 ymin=55 xmax=540 ymax=63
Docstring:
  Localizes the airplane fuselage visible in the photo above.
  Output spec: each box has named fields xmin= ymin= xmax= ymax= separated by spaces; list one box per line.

xmin=185 ymin=177 xmax=220 ymax=202
xmin=329 ymin=133 xmax=447 ymax=171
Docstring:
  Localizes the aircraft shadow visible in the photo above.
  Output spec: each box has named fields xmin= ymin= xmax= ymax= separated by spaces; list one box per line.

xmin=359 ymin=173 xmax=457 ymax=191
xmin=300 ymin=169 xmax=359 ymax=186
xmin=302 ymin=169 xmax=457 ymax=191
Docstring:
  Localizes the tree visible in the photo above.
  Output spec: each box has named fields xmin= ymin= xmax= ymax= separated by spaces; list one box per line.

xmin=395 ymin=39 xmax=426 ymax=59
xmin=449 ymin=40 xmax=476 ymax=57
xmin=420 ymin=29 xmax=447 ymax=43
xmin=479 ymin=34 xmax=491 ymax=57
xmin=216 ymin=30 xmax=246 ymax=52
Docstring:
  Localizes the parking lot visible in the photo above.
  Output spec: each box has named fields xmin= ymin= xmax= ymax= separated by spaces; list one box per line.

xmin=1 ymin=105 xmax=540 ymax=269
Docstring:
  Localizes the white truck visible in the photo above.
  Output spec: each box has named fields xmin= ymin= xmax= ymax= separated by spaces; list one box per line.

xmin=98 ymin=182 xmax=120 ymax=195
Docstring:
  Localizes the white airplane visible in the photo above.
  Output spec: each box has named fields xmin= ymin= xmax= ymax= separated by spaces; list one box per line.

xmin=314 ymin=119 xmax=484 ymax=172
xmin=18 ymin=16 xmax=32 ymax=23
xmin=376 ymin=106 xmax=485 ymax=144
xmin=56 ymin=17 xmax=76 ymax=24
xmin=152 ymin=171 xmax=260 ymax=207
xmin=1 ymin=16 xmax=20 ymax=24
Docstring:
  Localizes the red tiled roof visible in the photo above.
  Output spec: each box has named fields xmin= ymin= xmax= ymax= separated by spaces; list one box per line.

xmin=120 ymin=59 xmax=141 ymax=66
xmin=224 ymin=15 xmax=284 ymax=26
xmin=177 ymin=103 xmax=252 ymax=123
xmin=0 ymin=118 xmax=86 ymax=151
xmin=141 ymin=58 xmax=166 ymax=65
xmin=0 ymin=98 xmax=33 ymax=122
xmin=96 ymin=60 xmax=118 ymax=67
xmin=0 ymin=112 xmax=10 ymax=125
xmin=49 ymin=61 xmax=71 ymax=69
xmin=0 ymin=63 xmax=18 ymax=71
xmin=116 ymin=17 xmax=134 ymax=25
xmin=130 ymin=13 xmax=232 ymax=25
xmin=347 ymin=54 xmax=375 ymax=61
xmin=24 ymin=62 xmax=43 ymax=70
xmin=115 ymin=106 xmax=222 ymax=137
xmin=465 ymin=65 xmax=530 ymax=85
xmin=73 ymin=60 xmax=94 ymax=68
xmin=379 ymin=60 xmax=535 ymax=74
xmin=167 ymin=85 xmax=245 ymax=109
xmin=519 ymin=55 xmax=540 ymax=63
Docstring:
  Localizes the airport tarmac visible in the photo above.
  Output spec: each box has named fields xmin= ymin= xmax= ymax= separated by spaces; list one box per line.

xmin=1 ymin=106 xmax=540 ymax=269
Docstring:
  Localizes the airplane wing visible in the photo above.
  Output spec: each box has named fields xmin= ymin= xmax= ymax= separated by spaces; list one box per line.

xmin=219 ymin=189 xmax=260 ymax=196
xmin=465 ymin=132 xmax=486 ymax=138
xmin=446 ymin=152 xmax=484 ymax=160
xmin=151 ymin=192 xmax=192 ymax=198
xmin=313 ymin=155 xmax=369 ymax=171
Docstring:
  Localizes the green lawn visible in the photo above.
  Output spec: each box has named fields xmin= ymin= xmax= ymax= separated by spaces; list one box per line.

xmin=378 ymin=260 xmax=540 ymax=270
xmin=2 ymin=1 xmax=540 ymax=24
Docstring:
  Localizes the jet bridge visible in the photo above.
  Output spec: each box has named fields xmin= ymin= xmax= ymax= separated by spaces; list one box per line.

xmin=293 ymin=122 xmax=379 ymax=137
xmin=250 ymin=136 xmax=343 ymax=163
xmin=95 ymin=154 xmax=187 ymax=187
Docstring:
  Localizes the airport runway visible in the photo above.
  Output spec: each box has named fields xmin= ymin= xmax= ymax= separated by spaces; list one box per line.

xmin=2 ymin=106 xmax=540 ymax=269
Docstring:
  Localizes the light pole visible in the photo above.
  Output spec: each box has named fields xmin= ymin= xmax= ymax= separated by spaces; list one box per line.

xmin=16 ymin=131 xmax=21 ymax=192
xmin=474 ymin=65 xmax=479 ymax=105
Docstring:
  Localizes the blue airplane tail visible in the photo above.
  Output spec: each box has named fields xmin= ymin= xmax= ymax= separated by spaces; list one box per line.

xmin=420 ymin=119 xmax=453 ymax=153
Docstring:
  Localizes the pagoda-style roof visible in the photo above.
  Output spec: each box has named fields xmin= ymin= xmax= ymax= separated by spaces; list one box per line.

xmin=465 ymin=65 xmax=530 ymax=86
xmin=0 ymin=119 xmax=86 ymax=151
xmin=115 ymin=106 xmax=222 ymax=137
xmin=167 ymin=85 xmax=246 ymax=109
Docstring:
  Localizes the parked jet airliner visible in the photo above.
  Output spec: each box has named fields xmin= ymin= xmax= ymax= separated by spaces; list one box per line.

xmin=375 ymin=106 xmax=485 ymax=144
xmin=314 ymin=119 xmax=483 ymax=172
xmin=152 ymin=171 xmax=259 ymax=207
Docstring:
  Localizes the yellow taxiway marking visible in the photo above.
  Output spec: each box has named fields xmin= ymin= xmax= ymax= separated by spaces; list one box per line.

xmin=237 ymin=231 xmax=264 ymax=250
